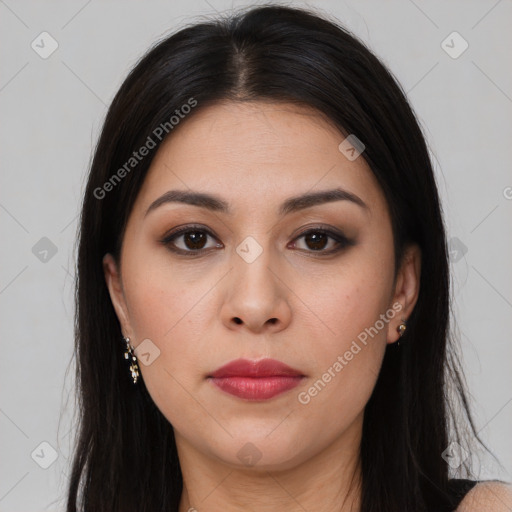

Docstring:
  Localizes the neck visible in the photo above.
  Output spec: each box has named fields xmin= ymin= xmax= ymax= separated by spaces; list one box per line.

xmin=176 ymin=413 xmax=363 ymax=512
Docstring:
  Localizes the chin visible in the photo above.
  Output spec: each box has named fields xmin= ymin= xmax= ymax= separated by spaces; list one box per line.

xmin=211 ymin=432 xmax=310 ymax=472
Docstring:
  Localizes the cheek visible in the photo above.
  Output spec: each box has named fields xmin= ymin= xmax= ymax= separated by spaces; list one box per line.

xmin=293 ymin=283 xmax=389 ymax=443
xmin=122 ymin=236 xmax=217 ymax=340
xmin=122 ymin=268 xmax=215 ymax=430
xmin=292 ymin=248 xmax=394 ymax=420
xmin=299 ymin=284 xmax=388 ymax=399
xmin=305 ymin=251 xmax=395 ymax=351
xmin=119 ymin=248 xmax=216 ymax=393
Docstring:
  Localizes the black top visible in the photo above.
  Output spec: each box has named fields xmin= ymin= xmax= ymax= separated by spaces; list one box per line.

xmin=447 ymin=479 xmax=478 ymax=510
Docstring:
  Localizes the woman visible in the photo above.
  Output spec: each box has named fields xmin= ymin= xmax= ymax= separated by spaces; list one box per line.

xmin=67 ymin=5 xmax=511 ymax=511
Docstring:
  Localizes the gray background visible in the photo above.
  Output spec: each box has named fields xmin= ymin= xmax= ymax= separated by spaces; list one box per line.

xmin=1 ymin=0 xmax=511 ymax=510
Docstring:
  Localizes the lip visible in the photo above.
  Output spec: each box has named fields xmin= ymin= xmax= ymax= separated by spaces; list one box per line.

xmin=209 ymin=358 xmax=304 ymax=378
xmin=207 ymin=358 xmax=305 ymax=401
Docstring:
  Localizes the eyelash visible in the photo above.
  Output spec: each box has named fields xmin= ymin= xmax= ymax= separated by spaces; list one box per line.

xmin=159 ymin=224 xmax=353 ymax=257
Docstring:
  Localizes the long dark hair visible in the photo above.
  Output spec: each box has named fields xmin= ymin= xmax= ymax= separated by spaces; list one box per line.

xmin=66 ymin=5 xmax=488 ymax=511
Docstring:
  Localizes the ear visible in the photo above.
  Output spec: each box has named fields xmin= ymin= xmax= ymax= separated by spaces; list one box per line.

xmin=103 ymin=253 xmax=133 ymax=339
xmin=386 ymin=244 xmax=421 ymax=344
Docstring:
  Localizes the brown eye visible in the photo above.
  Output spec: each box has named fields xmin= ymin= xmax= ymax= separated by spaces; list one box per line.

xmin=291 ymin=228 xmax=352 ymax=254
xmin=303 ymin=232 xmax=329 ymax=251
xmin=182 ymin=231 xmax=207 ymax=250
xmin=161 ymin=226 xmax=222 ymax=255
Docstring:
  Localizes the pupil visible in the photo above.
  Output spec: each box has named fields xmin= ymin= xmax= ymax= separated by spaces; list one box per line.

xmin=185 ymin=231 xmax=206 ymax=250
xmin=306 ymin=232 xmax=327 ymax=250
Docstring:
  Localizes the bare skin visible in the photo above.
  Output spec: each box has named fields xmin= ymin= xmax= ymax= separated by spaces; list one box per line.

xmin=103 ymin=100 xmax=422 ymax=512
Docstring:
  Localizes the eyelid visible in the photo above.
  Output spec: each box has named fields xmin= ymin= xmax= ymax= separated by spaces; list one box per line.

xmin=289 ymin=226 xmax=353 ymax=253
xmin=159 ymin=224 xmax=222 ymax=253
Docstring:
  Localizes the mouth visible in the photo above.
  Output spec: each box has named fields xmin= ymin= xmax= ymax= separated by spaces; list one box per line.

xmin=207 ymin=358 xmax=306 ymax=401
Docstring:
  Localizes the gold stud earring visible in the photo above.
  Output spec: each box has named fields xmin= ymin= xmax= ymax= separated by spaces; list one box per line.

xmin=396 ymin=319 xmax=407 ymax=347
xmin=123 ymin=336 xmax=140 ymax=384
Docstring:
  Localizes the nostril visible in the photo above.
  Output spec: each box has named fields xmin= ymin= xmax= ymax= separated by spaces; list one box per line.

xmin=233 ymin=317 xmax=243 ymax=324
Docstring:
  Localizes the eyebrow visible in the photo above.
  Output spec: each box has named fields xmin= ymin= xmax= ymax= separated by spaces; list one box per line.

xmin=144 ymin=187 xmax=369 ymax=218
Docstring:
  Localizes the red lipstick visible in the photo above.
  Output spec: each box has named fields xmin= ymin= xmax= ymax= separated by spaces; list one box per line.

xmin=207 ymin=358 xmax=305 ymax=401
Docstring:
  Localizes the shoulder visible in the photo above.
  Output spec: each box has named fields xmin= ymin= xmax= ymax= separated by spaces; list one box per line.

xmin=456 ymin=481 xmax=512 ymax=511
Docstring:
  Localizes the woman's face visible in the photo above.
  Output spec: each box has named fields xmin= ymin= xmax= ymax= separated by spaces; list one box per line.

xmin=104 ymin=101 xmax=420 ymax=471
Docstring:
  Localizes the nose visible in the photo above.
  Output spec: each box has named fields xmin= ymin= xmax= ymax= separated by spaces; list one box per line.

xmin=220 ymin=247 xmax=292 ymax=334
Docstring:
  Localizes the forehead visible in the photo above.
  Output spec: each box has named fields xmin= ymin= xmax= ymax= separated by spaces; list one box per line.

xmin=132 ymin=101 xmax=386 ymax=218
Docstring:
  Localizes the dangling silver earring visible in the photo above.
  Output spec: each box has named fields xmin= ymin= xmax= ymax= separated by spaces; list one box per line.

xmin=396 ymin=319 xmax=407 ymax=347
xmin=123 ymin=336 xmax=140 ymax=384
